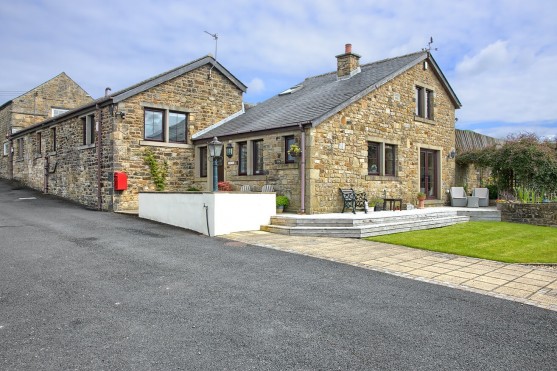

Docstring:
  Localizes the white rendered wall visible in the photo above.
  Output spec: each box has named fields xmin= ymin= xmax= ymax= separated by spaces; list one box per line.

xmin=139 ymin=192 xmax=276 ymax=236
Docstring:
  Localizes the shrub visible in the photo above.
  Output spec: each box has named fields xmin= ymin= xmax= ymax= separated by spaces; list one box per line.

xmin=218 ymin=181 xmax=233 ymax=191
xmin=276 ymin=195 xmax=290 ymax=207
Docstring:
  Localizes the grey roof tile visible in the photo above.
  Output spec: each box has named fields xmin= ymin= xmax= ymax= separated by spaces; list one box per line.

xmin=195 ymin=51 xmax=451 ymax=140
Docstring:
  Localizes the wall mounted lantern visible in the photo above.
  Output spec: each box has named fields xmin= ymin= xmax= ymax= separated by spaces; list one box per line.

xmin=226 ymin=142 xmax=233 ymax=158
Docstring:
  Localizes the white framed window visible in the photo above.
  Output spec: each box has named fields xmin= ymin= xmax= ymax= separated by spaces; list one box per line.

xmin=3 ymin=142 xmax=9 ymax=156
xmin=52 ymin=108 xmax=69 ymax=117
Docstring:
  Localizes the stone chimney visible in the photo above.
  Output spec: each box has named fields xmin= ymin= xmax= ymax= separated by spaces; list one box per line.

xmin=336 ymin=43 xmax=361 ymax=79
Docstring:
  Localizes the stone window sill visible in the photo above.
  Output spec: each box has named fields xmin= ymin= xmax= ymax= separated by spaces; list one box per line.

xmin=140 ymin=140 xmax=193 ymax=149
xmin=78 ymin=143 xmax=96 ymax=151
xmin=414 ymin=116 xmax=435 ymax=125
xmin=365 ymin=175 xmax=400 ymax=182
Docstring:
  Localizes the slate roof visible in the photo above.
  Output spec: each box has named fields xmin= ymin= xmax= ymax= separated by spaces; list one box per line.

xmin=12 ymin=56 xmax=246 ymax=138
xmin=195 ymin=51 xmax=461 ymax=141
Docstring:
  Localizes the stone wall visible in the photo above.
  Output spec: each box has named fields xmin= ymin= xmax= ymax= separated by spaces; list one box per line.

xmin=112 ymin=65 xmax=244 ymax=211
xmin=219 ymin=129 xmax=302 ymax=211
xmin=12 ymin=106 xmax=114 ymax=210
xmin=500 ymin=203 xmax=557 ymax=227
xmin=308 ymin=62 xmax=457 ymax=213
xmin=1 ymin=73 xmax=92 ymax=179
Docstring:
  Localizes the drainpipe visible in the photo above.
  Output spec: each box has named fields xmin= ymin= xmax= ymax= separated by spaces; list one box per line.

xmin=96 ymin=104 xmax=103 ymax=211
xmin=299 ymin=123 xmax=306 ymax=214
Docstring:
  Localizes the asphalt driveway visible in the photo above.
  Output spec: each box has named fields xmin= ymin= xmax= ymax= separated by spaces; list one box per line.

xmin=1 ymin=180 xmax=556 ymax=370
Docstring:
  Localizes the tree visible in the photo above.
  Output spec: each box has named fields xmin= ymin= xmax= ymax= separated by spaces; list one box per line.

xmin=457 ymin=133 xmax=557 ymax=196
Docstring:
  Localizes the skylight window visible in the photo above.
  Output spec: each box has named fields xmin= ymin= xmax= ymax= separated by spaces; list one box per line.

xmin=278 ymin=84 xmax=303 ymax=96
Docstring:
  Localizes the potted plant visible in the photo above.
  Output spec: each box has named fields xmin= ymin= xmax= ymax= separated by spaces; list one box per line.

xmin=287 ymin=143 xmax=302 ymax=158
xmin=276 ymin=195 xmax=290 ymax=213
xmin=417 ymin=192 xmax=426 ymax=209
xmin=371 ymin=198 xmax=383 ymax=212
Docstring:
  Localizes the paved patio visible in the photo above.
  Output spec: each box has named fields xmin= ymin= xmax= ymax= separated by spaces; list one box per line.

xmin=223 ymin=230 xmax=557 ymax=312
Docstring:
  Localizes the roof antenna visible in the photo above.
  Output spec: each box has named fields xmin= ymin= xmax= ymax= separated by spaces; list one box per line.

xmin=204 ymin=31 xmax=218 ymax=80
xmin=204 ymin=31 xmax=218 ymax=60
xmin=423 ymin=36 xmax=438 ymax=53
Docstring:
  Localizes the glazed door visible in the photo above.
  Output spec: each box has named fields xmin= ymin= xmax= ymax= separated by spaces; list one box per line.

xmin=420 ymin=149 xmax=438 ymax=199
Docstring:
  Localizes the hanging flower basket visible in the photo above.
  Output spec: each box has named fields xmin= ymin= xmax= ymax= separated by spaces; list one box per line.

xmin=288 ymin=143 xmax=302 ymax=157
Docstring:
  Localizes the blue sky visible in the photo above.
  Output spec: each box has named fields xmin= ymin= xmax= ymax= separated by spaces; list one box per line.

xmin=1 ymin=0 xmax=556 ymax=139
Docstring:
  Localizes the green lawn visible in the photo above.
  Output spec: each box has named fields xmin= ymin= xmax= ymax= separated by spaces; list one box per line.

xmin=365 ymin=221 xmax=557 ymax=263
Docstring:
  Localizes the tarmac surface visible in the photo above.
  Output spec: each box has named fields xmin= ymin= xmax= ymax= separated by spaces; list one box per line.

xmin=225 ymin=230 xmax=557 ymax=312
xmin=2 ymin=180 xmax=557 ymax=369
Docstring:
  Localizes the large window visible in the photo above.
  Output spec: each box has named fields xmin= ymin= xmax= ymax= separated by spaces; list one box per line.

xmin=367 ymin=142 xmax=380 ymax=175
xmin=169 ymin=112 xmax=187 ymax=143
xmin=144 ymin=108 xmax=188 ymax=143
xmin=83 ymin=114 xmax=95 ymax=145
xmin=285 ymin=136 xmax=296 ymax=163
xmin=144 ymin=109 xmax=164 ymax=141
xmin=199 ymin=146 xmax=207 ymax=177
xmin=415 ymin=86 xmax=434 ymax=120
xmin=367 ymin=141 xmax=397 ymax=177
xmin=253 ymin=140 xmax=264 ymax=175
xmin=238 ymin=142 xmax=247 ymax=175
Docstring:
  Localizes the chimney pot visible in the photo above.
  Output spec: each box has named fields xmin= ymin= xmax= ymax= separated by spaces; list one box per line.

xmin=345 ymin=43 xmax=352 ymax=54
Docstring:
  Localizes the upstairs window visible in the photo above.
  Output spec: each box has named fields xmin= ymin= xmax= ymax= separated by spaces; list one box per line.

xmin=238 ymin=142 xmax=247 ymax=176
xmin=83 ymin=114 xmax=96 ymax=145
xmin=168 ymin=112 xmax=187 ymax=143
xmin=144 ymin=108 xmax=188 ymax=144
xmin=144 ymin=109 xmax=164 ymax=142
xmin=415 ymin=86 xmax=434 ymax=120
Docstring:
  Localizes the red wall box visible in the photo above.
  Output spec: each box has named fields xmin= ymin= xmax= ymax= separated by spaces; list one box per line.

xmin=114 ymin=172 xmax=128 ymax=191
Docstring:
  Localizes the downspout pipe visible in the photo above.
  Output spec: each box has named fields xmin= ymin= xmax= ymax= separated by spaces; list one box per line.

xmin=299 ymin=123 xmax=306 ymax=214
xmin=96 ymin=104 xmax=102 ymax=211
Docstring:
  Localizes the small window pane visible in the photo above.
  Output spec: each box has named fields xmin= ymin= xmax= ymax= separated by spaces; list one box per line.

xmin=238 ymin=142 xmax=247 ymax=175
xmin=253 ymin=140 xmax=264 ymax=175
xmin=385 ymin=144 xmax=396 ymax=176
xmin=368 ymin=142 xmax=380 ymax=175
xmin=285 ymin=136 xmax=295 ymax=163
xmin=199 ymin=147 xmax=207 ymax=177
xmin=144 ymin=109 xmax=164 ymax=141
xmin=169 ymin=112 xmax=187 ymax=143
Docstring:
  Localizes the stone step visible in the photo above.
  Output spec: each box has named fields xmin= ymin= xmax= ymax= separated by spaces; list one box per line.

xmin=261 ymin=215 xmax=470 ymax=238
xmin=270 ymin=210 xmax=461 ymax=228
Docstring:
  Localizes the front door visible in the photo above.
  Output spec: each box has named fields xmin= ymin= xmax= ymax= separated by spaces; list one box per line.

xmin=420 ymin=149 xmax=438 ymax=199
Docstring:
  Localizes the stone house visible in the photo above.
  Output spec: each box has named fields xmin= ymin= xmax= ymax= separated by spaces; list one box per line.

xmin=194 ymin=44 xmax=462 ymax=213
xmin=0 ymin=73 xmax=92 ymax=179
xmin=7 ymin=56 xmax=246 ymax=211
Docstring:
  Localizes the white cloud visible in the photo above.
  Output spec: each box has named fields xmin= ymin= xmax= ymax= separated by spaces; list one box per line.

xmin=0 ymin=0 xmax=556 ymax=138
xmin=247 ymin=78 xmax=265 ymax=94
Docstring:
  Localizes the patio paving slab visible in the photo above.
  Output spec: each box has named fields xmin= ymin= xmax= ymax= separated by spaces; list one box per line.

xmin=223 ymin=231 xmax=557 ymax=312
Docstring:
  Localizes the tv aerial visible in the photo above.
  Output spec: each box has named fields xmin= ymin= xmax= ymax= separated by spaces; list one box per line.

xmin=423 ymin=37 xmax=438 ymax=52
xmin=204 ymin=31 xmax=218 ymax=60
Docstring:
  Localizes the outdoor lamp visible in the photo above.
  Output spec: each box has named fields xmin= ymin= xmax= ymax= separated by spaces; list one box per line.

xmin=226 ymin=142 xmax=233 ymax=158
xmin=208 ymin=137 xmax=223 ymax=192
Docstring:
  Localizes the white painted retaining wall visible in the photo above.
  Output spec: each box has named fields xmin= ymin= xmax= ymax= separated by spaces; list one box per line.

xmin=139 ymin=192 xmax=276 ymax=236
